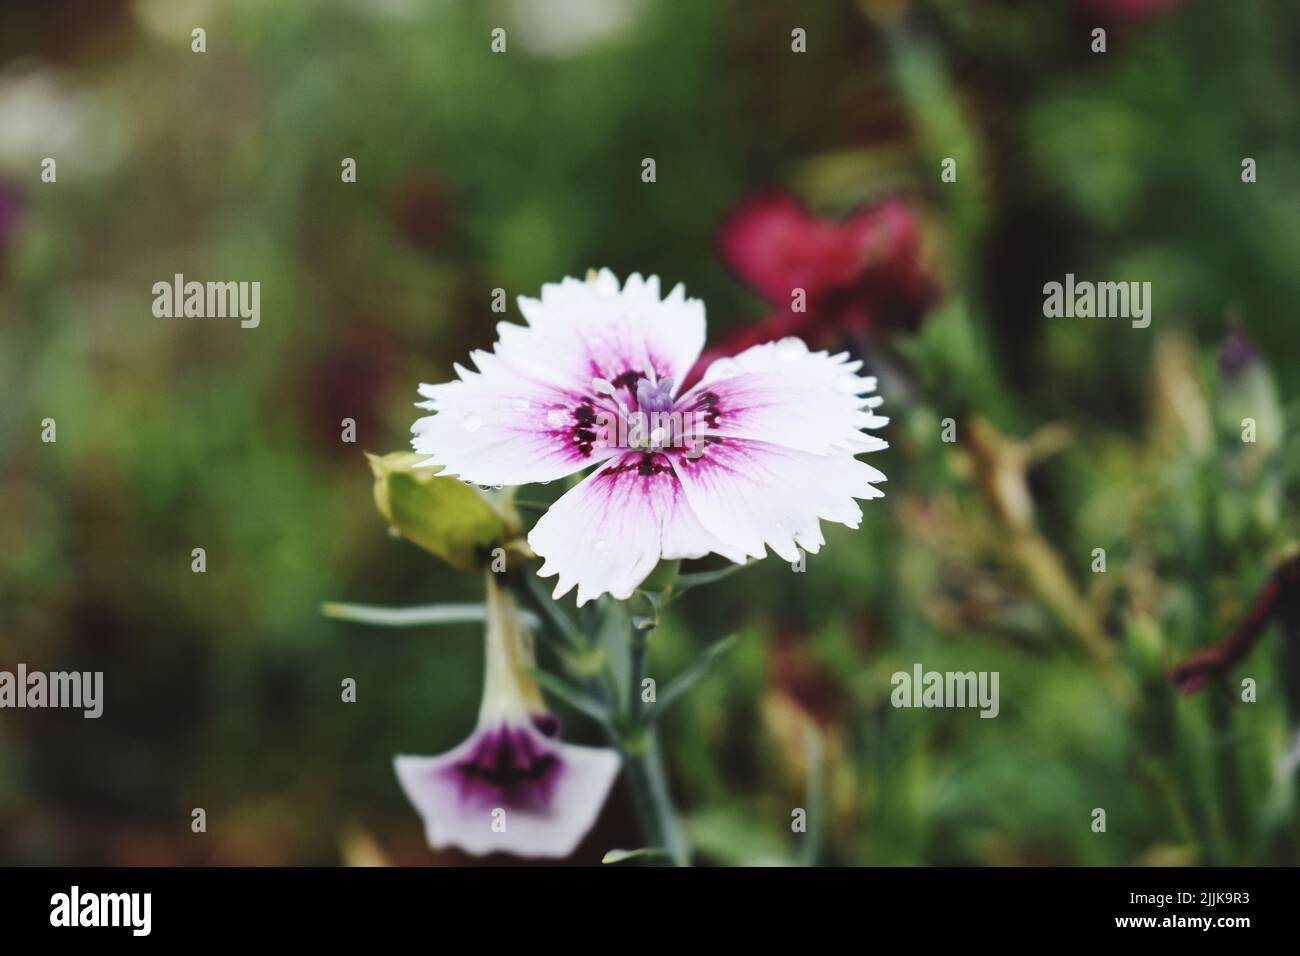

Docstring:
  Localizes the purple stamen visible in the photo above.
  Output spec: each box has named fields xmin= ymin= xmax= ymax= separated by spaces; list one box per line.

xmin=635 ymin=376 xmax=675 ymax=415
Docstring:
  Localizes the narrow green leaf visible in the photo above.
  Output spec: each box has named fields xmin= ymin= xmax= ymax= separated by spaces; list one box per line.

xmin=597 ymin=598 xmax=631 ymax=714
xmin=321 ymin=601 xmax=540 ymax=630
xmin=655 ymin=635 xmax=740 ymax=715
xmin=525 ymin=573 xmax=588 ymax=650
xmin=528 ymin=667 xmax=613 ymax=728
xmin=671 ymin=560 xmax=754 ymax=597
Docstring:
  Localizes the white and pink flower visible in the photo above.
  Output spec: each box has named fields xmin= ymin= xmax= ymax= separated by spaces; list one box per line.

xmin=412 ymin=269 xmax=888 ymax=605
xmin=394 ymin=574 xmax=620 ymax=858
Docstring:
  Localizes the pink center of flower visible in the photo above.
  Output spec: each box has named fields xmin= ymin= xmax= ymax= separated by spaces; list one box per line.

xmin=567 ymin=372 xmax=721 ymax=459
xmin=448 ymin=723 xmax=564 ymax=810
xmin=602 ymin=451 xmax=675 ymax=478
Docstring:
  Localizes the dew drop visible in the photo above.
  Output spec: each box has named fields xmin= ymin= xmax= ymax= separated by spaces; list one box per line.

xmin=710 ymin=357 xmax=739 ymax=380
xmin=462 ymin=412 xmax=482 ymax=433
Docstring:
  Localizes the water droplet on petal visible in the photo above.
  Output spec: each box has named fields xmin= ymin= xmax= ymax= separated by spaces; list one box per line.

xmin=710 ymin=358 xmax=739 ymax=380
xmin=593 ymin=538 xmax=606 ymax=552
xmin=462 ymin=412 xmax=482 ymax=432
xmin=776 ymin=337 xmax=807 ymax=359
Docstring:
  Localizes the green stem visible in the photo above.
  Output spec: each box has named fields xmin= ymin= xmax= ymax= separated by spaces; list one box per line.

xmin=615 ymin=625 xmax=688 ymax=865
xmin=621 ymin=726 xmax=687 ymax=866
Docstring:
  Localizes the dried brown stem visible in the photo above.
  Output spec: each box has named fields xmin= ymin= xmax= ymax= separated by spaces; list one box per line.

xmin=1167 ymin=556 xmax=1300 ymax=694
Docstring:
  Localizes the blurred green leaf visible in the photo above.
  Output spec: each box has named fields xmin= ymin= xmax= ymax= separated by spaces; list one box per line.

xmin=656 ymin=635 xmax=740 ymax=716
xmin=671 ymin=561 xmax=752 ymax=598
xmin=682 ymin=807 xmax=796 ymax=867
xmin=528 ymin=667 xmax=614 ymax=731
xmin=525 ymin=572 xmax=588 ymax=650
xmin=320 ymin=601 xmax=540 ymax=630
xmin=799 ymin=724 xmax=824 ymax=867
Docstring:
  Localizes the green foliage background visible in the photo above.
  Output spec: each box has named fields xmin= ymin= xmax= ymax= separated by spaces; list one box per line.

xmin=1 ymin=0 xmax=1298 ymax=865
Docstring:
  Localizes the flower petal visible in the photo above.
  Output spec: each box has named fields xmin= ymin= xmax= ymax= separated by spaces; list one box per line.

xmin=528 ymin=450 xmax=743 ymax=606
xmin=413 ymin=271 xmax=708 ymax=485
xmin=395 ymin=722 xmax=620 ymax=859
xmin=679 ymin=339 xmax=889 ymax=455
xmin=503 ymin=269 xmax=706 ymax=398
xmin=413 ymin=347 xmax=620 ymax=486
xmin=669 ymin=437 xmax=885 ymax=563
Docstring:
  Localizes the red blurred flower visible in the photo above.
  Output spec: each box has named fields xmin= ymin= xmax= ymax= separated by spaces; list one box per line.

xmin=770 ymin=630 xmax=843 ymax=727
xmin=702 ymin=191 xmax=936 ymax=379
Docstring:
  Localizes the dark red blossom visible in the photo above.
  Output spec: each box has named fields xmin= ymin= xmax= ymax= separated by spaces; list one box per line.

xmin=701 ymin=191 xmax=936 ymax=378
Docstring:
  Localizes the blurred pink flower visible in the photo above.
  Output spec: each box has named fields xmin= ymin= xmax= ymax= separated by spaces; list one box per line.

xmin=703 ymin=191 xmax=936 ymax=379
